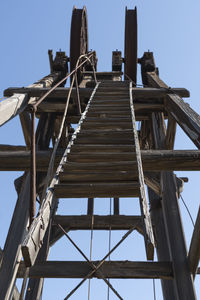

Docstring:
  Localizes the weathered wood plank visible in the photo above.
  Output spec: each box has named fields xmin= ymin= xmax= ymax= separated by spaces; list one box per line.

xmin=55 ymin=182 xmax=140 ymax=198
xmin=19 ymin=111 xmax=32 ymax=149
xmin=50 ymin=215 xmax=143 ymax=245
xmin=188 ymin=207 xmax=200 ymax=278
xmin=53 ymin=215 xmax=142 ymax=230
xmin=17 ymin=261 xmax=173 ymax=279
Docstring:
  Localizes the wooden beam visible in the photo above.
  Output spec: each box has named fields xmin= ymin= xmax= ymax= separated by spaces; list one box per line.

xmin=147 ymin=71 xmax=200 ymax=149
xmin=166 ymin=114 xmax=177 ymax=150
xmin=50 ymin=215 xmax=143 ymax=246
xmin=140 ymin=54 xmax=177 ymax=299
xmin=53 ymin=215 xmax=143 ymax=231
xmin=130 ymin=82 xmax=155 ymax=260
xmin=25 ymin=223 xmax=52 ymax=300
xmin=0 ymin=173 xmax=30 ymax=299
xmin=4 ymin=87 xmax=92 ymax=99
xmin=0 ymin=71 xmax=63 ymax=127
xmin=1 ymin=149 xmax=200 ymax=171
xmin=165 ymin=93 xmax=200 ymax=149
xmin=161 ymin=171 xmax=196 ymax=300
xmin=188 ymin=207 xmax=200 ymax=278
xmin=17 ymin=261 xmax=173 ymax=279
xmin=19 ymin=111 xmax=32 ymax=149
xmin=4 ymin=87 xmax=190 ymax=98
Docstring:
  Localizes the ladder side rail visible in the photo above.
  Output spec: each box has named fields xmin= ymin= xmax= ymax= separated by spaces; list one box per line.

xmin=21 ymin=82 xmax=100 ymax=267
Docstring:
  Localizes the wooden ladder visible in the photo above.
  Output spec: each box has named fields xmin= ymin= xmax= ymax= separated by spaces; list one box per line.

xmin=54 ymin=80 xmax=154 ymax=260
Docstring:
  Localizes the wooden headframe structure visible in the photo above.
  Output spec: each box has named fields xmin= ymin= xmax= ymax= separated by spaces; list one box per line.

xmin=0 ymin=5 xmax=200 ymax=300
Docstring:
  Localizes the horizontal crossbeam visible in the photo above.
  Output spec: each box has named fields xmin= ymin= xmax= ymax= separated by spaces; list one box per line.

xmin=0 ymin=149 xmax=200 ymax=171
xmin=17 ymin=261 xmax=173 ymax=279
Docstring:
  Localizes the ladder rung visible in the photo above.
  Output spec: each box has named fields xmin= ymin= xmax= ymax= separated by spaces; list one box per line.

xmin=59 ymin=171 xmax=138 ymax=182
xmin=67 ymin=152 xmax=136 ymax=163
xmin=54 ymin=182 xmax=140 ymax=198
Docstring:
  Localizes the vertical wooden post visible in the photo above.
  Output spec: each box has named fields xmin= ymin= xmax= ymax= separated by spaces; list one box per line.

xmin=161 ymin=171 xmax=196 ymax=299
xmin=139 ymin=53 xmax=178 ymax=299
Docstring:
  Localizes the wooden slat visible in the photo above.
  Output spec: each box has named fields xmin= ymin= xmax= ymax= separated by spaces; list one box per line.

xmin=63 ymin=161 xmax=138 ymax=172
xmin=67 ymin=152 xmax=136 ymax=162
xmin=81 ymin=122 xmax=132 ymax=130
xmin=55 ymin=182 xmax=140 ymax=198
xmin=17 ymin=261 xmax=173 ymax=279
xmin=59 ymin=170 xmax=137 ymax=182
xmin=53 ymin=215 xmax=142 ymax=231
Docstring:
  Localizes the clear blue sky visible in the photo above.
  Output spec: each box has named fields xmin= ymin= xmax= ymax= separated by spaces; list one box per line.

xmin=1 ymin=0 xmax=200 ymax=299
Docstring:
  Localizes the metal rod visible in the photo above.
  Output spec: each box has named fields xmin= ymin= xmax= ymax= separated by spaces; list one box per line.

xmin=30 ymin=108 xmax=36 ymax=224
xmin=58 ymin=224 xmax=123 ymax=300
xmin=33 ymin=52 xmax=95 ymax=110
xmin=64 ymin=226 xmax=135 ymax=299
xmin=75 ymin=72 xmax=82 ymax=115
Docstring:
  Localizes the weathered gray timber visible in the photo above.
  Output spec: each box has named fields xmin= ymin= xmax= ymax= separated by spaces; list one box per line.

xmin=1 ymin=149 xmax=200 ymax=172
xmin=0 ymin=173 xmax=30 ymax=300
xmin=188 ymin=207 xmax=200 ymax=278
xmin=147 ymin=72 xmax=200 ymax=149
xmin=17 ymin=261 xmax=173 ymax=279
xmin=0 ymin=71 xmax=63 ymax=126
xmin=53 ymin=215 xmax=143 ymax=231
xmin=50 ymin=215 xmax=143 ymax=246
xmin=161 ymin=172 xmax=196 ymax=300
xmin=19 ymin=111 xmax=32 ymax=149
xmin=131 ymin=82 xmax=155 ymax=260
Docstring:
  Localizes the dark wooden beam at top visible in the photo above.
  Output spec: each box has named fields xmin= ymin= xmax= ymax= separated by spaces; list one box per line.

xmin=4 ymin=86 xmax=190 ymax=99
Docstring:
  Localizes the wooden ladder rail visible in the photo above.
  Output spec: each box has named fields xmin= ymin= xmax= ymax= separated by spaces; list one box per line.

xmin=129 ymin=81 xmax=155 ymax=260
xmin=21 ymin=82 xmax=100 ymax=267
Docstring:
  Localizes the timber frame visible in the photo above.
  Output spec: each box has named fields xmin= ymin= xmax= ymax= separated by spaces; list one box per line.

xmin=0 ymin=6 xmax=200 ymax=300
